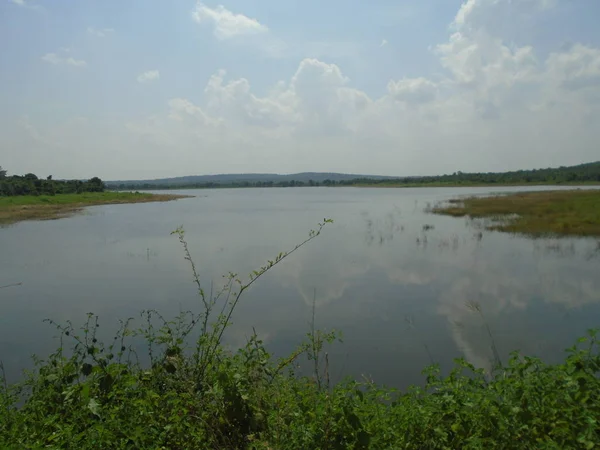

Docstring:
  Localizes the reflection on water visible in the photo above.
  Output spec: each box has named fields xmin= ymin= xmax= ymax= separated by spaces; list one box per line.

xmin=1 ymin=186 xmax=599 ymax=387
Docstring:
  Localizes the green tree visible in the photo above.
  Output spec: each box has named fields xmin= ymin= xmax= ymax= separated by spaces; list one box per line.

xmin=0 ymin=166 xmax=6 ymax=179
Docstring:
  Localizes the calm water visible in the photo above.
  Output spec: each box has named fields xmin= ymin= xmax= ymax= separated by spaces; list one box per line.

xmin=1 ymin=187 xmax=600 ymax=387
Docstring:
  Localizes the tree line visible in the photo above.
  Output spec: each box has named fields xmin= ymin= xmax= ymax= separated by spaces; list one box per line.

xmin=110 ymin=179 xmax=322 ymax=190
xmin=107 ymin=161 xmax=600 ymax=191
xmin=0 ymin=167 xmax=105 ymax=196
xmin=346 ymin=161 xmax=600 ymax=186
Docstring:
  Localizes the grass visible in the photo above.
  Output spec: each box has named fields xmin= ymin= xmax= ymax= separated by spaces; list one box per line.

xmin=432 ymin=189 xmax=600 ymax=237
xmin=0 ymin=192 xmax=191 ymax=225
xmin=1 ymin=222 xmax=600 ymax=448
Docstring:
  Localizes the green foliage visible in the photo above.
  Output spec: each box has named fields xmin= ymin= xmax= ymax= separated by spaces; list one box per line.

xmin=0 ymin=169 xmax=105 ymax=197
xmin=1 ymin=222 xmax=599 ymax=449
xmin=106 ymin=161 xmax=600 ymax=191
xmin=0 ymin=192 xmax=187 ymax=225
xmin=434 ymin=189 xmax=600 ymax=237
xmin=0 ymin=192 xmax=160 ymax=207
xmin=350 ymin=161 xmax=600 ymax=187
xmin=111 ymin=179 xmax=310 ymax=191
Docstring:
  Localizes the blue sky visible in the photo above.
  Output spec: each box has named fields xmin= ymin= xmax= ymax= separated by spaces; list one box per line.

xmin=2 ymin=0 xmax=600 ymax=179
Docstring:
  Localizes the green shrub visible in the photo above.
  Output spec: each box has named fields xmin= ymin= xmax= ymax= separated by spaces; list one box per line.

xmin=1 ymin=222 xmax=599 ymax=449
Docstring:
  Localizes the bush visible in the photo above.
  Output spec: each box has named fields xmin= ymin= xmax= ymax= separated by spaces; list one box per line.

xmin=1 ymin=222 xmax=599 ymax=449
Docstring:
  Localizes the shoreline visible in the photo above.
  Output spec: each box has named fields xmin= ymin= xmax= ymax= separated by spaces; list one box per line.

xmin=0 ymin=192 xmax=192 ymax=226
xmin=105 ymin=181 xmax=600 ymax=191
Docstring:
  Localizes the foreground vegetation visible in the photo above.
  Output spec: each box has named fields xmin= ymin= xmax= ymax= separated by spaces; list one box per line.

xmin=1 ymin=223 xmax=599 ymax=449
xmin=433 ymin=189 xmax=600 ymax=237
xmin=0 ymin=192 xmax=189 ymax=225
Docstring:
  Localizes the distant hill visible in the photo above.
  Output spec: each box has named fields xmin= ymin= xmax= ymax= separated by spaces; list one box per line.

xmin=106 ymin=172 xmax=394 ymax=188
xmin=105 ymin=161 xmax=600 ymax=190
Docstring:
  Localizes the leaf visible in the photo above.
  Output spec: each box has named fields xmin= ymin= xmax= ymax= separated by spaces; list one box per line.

xmin=81 ymin=363 xmax=93 ymax=376
xmin=87 ymin=398 xmax=101 ymax=417
xmin=99 ymin=374 xmax=114 ymax=393
xmin=165 ymin=347 xmax=179 ymax=357
xmin=356 ymin=389 xmax=364 ymax=402
xmin=45 ymin=374 xmax=59 ymax=382
xmin=347 ymin=411 xmax=362 ymax=430
xmin=81 ymin=384 xmax=90 ymax=401
xmin=357 ymin=430 xmax=370 ymax=449
xmin=164 ymin=362 xmax=176 ymax=374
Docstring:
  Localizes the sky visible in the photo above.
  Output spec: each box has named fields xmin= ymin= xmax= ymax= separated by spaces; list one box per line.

xmin=1 ymin=0 xmax=600 ymax=180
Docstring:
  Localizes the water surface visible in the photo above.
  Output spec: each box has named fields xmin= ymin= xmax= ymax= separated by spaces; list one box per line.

xmin=1 ymin=186 xmax=599 ymax=386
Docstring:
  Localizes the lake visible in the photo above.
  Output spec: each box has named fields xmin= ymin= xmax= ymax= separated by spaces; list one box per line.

xmin=1 ymin=186 xmax=599 ymax=387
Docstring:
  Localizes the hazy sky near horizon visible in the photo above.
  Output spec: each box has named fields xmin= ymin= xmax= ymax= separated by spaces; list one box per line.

xmin=1 ymin=0 xmax=600 ymax=180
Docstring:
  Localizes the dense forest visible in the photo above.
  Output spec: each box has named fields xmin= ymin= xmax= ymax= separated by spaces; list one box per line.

xmin=0 ymin=167 xmax=105 ymax=196
xmin=106 ymin=161 xmax=600 ymax=190
xmin=347 ymin=161 xmax=600 ymax=186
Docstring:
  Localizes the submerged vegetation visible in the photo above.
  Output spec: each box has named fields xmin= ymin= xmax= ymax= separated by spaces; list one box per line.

xmin=433 ymin=189 xmax=600 ymax=237
xmin=1 ymin=222 xmax=600 ymax=449
xmin=0 ymin=192 xmax=189 ymax=225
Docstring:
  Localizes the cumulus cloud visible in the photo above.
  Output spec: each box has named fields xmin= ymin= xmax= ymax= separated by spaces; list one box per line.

xmin=41 ymin=52 xmax=86 ymax=67
xmin=137 ymin=70 xmax=160 ymax=83
xmin=192 ymin=2 xmax=268 ymax=40
xmin=123 ymin=0 xmax=600 ymax=176
xmin=9 ymin=0 xmax=600 ymax=178
xmin=387 ymin=78 xmax=437 ymax=104
xmin=546 ymin=44 xmax=600 ymax=92
xmin=124 ymin=24 xmax=600 ymax=173
xmin=453 ymin=0 xmax=557 ymax=33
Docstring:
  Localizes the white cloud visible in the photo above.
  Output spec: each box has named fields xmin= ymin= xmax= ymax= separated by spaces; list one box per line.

xmin=137 ymin=70 xmax=160 ymax=83
xmin=41 ymin=52 xmax=86 ymax=67
xmin=119 ymin=15 xmax=600 ymax=173
xmin=453 ymin=0 xmax=556 ymax=32
xmin=9 ymin=0 xmax=42 ymax=11
xmin=167 ymin=98 xmax=220 ymax=127
xmin=545 ymin=44 xmax=600 ymax=92
xmin=41 ymin=53 xmax=61 ymax=65
xmin=380 ymin=39 xmax=388 ymax=48
xmin=66 ymin=57 xmax=87 ymax=67
xmin=192 ymin=2 xmax=268 ymax=40
xmin=87 ymin=27 xmax=115 ymax=38
xmin=7 ymin=0 xmax=600 ymax=178
xmin=387 ymin=78 xmax=437 ymax=104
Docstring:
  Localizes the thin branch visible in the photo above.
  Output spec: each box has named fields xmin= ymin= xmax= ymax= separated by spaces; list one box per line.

xmin=205 ymin=220 xmax=333 ymax=378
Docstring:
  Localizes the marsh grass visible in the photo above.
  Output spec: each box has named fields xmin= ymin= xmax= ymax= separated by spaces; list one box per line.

xmin=0 ymin=192 xmax=191 ymax=225
xmin=1 ymin=222 xmax=600 ymax=448
xmin=433 ymin=189 xmax=600 ymax=237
